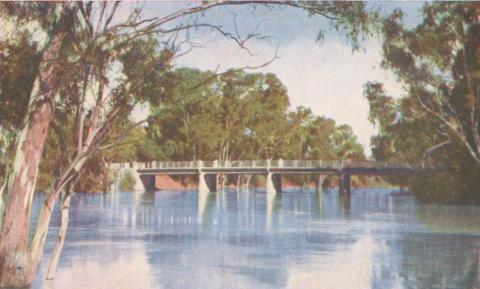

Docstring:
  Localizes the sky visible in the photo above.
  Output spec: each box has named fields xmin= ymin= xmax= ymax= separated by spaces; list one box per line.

xmin=141 ymin=1 xmax=425 ymax=156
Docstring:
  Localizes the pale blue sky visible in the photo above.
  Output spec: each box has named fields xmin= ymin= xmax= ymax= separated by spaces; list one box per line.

xmin=139 ymin=1 xmax=426 ymax=155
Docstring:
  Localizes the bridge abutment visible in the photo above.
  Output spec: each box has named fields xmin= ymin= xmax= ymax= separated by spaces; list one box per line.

xmin=199 ymin=173 xmax=217 ymax=193
xmin=266 ymin=173 xmax=282 ymax=194
xmin=339 ymin=174 xmax=351 ymax=195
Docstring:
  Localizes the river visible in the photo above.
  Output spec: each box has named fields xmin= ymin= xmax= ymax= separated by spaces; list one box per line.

xmin=32 ymin=188 xmax=480 ymax=289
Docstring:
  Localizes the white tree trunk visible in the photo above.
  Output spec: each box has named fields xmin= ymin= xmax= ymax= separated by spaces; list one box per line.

xmin=0 ymin=6 xmax=74 ymax=285
xmin=45 ymin=191 xmax=72 ymax=280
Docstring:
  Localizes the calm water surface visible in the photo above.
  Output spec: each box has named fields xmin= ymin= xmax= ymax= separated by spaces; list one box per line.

xmin=32 ymin=188 xmax=480 ymax=289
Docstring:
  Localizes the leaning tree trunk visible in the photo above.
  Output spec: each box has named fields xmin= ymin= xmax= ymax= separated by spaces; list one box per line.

xmin=45 ymin=188 xmax=72 ymax=280
xmin=0 ymin=80 xmax=56 ymax=286
xmin=0 ymin=6 xmax=74 ymax=287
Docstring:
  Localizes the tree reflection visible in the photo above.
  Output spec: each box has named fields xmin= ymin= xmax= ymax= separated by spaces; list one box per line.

xmin=398 ymin=233 xmax=479 ymax=289
xmin=396 ymin=203 xmax=480 ymax=288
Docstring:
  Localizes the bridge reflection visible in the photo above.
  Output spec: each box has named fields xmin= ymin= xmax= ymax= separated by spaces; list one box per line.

xmin=36 ymin=189 xmax=480 ymax=289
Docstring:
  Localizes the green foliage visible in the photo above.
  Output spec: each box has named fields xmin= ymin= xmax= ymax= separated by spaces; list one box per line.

xmin=366 ymin=3 xmax=480 ymax=202
xmin=118 ymin=171 xmax=136 ymax=192
xmin=283 ymin=106 xmax=365 ymax=186
xmin=0 ymin=1 xmax=375 ymax=193
xmin=0 ymin=32 xmax=41 ymax=182
xmin=411 ymin=144 xmax=480 ymax=203
xmin=284 ymin=106 xmax=364 ymax=161
xmin=36 ymin=115 xmax=155 ymax=192
xmin=0 ymin=33 xmax=40 ymax=132
xmin=117 ymin=37 xmax=177 ymax=107
xmin=297 ymin=1 xmax=380 ymax=50
xmin=148 ymin=68 xmax=366 ymax=187
xmin=0 ymin=3 xmax=381 ymax=287
xmin=148 ymin=68 xmax=292 ymax=161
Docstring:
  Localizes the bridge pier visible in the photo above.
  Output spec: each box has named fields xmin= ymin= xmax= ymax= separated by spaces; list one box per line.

xmin=199 ymin=173 xmax=217 ymax=193
xmin=339 ymin=174 xmax=351 ymax=195
xmin=139 ymin=174 xmax=156 ymax=191
xmin=266 ymin=173 xmax=282 ymax=194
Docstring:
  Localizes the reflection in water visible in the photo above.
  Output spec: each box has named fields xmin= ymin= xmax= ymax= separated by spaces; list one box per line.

xmin=198 ymin=190 xmax=214 ymax=224
xmin=266 ymin=191 xmax=280 ymax=231
xmin=417 ymin=203 xmax=480 ymax=233
xmin=315 ymin=189 xmax=325 ymax=218
xmin=339 ymin=193 xmax=351 ymax=217
xmin=42 ymin=243 xmax=156 ymax=289
xmin=286 ymin=237 xmax=377 ymax=289
xmin=31 ymin=188 xmax=480 ymax=289
xmin=398 ymin=233 xmax=480 ymax=289
xmin=397 ymin=202 xmax=480 ymax=289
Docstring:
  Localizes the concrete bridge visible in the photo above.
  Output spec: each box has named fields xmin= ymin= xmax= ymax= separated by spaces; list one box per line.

xmin=111 ymin=160 xmax=432 ymax=195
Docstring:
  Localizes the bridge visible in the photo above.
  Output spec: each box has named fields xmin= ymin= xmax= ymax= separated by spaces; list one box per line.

xmin=111 ymin=160 xmax=432 ymax=194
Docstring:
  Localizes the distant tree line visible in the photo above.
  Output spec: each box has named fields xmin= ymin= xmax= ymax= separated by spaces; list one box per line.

xmin=144 ymin=67 xmax=366 ymax=188
xmin=29 ymin=66 xmax=368 ymax=192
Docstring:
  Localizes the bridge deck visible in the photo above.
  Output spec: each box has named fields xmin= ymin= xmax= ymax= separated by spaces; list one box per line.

xmin=112 ymin=160 xmax=431 ymax=176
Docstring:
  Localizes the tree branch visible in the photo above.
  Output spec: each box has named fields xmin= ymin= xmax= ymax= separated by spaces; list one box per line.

xmin=187 ymin=43 xmax=281 ymax=91
xmin=99 ymin=119 xmax=148 ymax=152
xmin=422 ymin=140 xmax=451 ymax=159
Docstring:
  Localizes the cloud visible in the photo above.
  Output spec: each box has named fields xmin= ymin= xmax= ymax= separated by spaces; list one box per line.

xmin=175 ymin=36 xmax=404 ymax=156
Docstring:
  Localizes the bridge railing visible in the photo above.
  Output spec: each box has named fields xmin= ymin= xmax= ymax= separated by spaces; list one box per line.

xmin=110 ymin=160 xmax=426 ymax=170
xmin=140 ymin=161 xmax=200 ymax=169
xmin=273 ymin=160 xmax=345 ymax=168
xmin=209 ymin=160 xmax=268 ymax=168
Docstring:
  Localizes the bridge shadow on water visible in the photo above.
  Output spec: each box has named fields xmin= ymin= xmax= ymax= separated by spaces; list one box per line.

xmin=33 ymin=187 xmax=480 ymax=289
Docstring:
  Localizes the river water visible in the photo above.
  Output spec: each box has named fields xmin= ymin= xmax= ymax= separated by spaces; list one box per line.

xmin=32 ymin=188 xmax=480 ymax=289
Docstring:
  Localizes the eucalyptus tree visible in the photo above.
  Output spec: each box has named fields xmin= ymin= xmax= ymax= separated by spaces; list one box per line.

xmin=0 ymin=32 xmax=40 ymax=187
xmin=331 ymin=125 xmax=365 ymax=160
xmin=0 ymin=1 xmax=377 ymax=286
xmin=0 ymin=2 xmax=186 ymax=285
xmin=242 ymin=72 xmax=290 ymax=159
xmin=380 ymin=3 xmax=480 ymax=164
xmin=306 ymin=117 xmax=337 ymax=159
xmin=285 ymin=106 xmax=364 ymax=160
xmin=285 ymin=106 xmax=318 ymax=159
xmin=283 ymin=106 xmax=365 ymax=186
xmin=147 ymin=68 xmax=221 ymax=160
xmin=0 ymin=4 xmax=81 ymax=286
xmin=147 ymin=68 xmax=290 ymax=189
xmin=365 ymin=82 xmax=441 ymax=164
xmin=365 ymin=3 xmax=480 ymax=201
xmin=148 ymin=68 xmax=290 ymax=161
xmin=216 ymin=70 xmax=290 ymax=162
